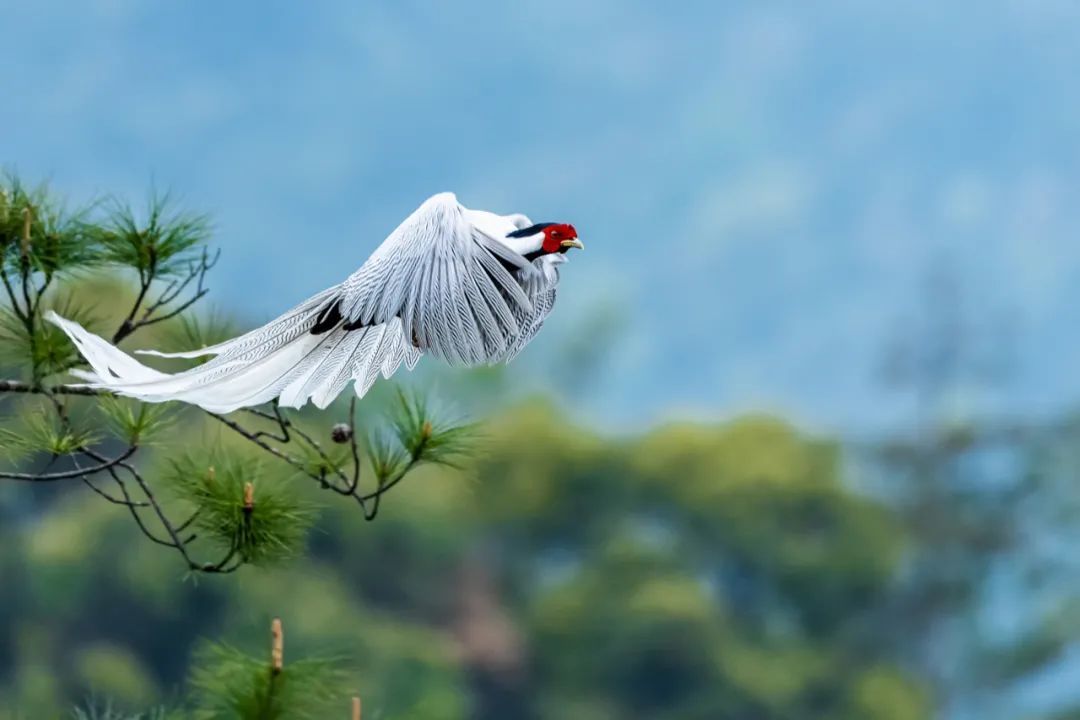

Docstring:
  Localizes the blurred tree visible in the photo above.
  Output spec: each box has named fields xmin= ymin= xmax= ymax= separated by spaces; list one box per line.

xmin=862 ymin=261 xmax=1080 ymax=719
xmin=70 ymin=618 xmax=362 ymax=719
xmin=0 ymin=399 xmax=932 ymax=718
xmin=472 ymin=407 xmax=925 ymax=720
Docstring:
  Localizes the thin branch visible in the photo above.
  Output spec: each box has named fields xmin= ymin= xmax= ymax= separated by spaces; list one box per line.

xmin=207 ymin=411 xmax=311 ymax=476
xmin=359 ymin=456 xmax=421 ymax=521
xmin=82 ymin=449 xmax=234 ymax=572
xmin=62 ymin=450 xmax=148 ymax=507
xmin=176 ymin=509 xmax=201 ymax=533
xmin=19 ymin=208 xmax=34 ymax=335
xmin=80 ymin=475 xmax=146 ymax=506
xmin=142 ymin=247 xmax=219 ymax=318
xmin=224 ymin=405 xmax=374 ymax=513
xmin=0 ymin=446 xmax=136 ymax=481
xmin=30 ymin=272 xmax=52 ymax=323
xmin=102 ymin=463 xmax=185 ymax=549
xmin=112 ymin=247 xmax=219 ymax=344
xmin=347 ymin=395 xmax=362 ymax=494
xmin=116 ymin=456 xmax=239 ymax=573
xmin=0 ymin=379 xmax=103 ymax=397
xmin=242 ymin=403 xmax=292 ymax=443
xmin=1 ymin=376 xmax=425 ymax=523
xmin=112 ymin=274 xmax=152 ymax=343
xmin=132 ymin=289 xmax=208 ymax=330
xmin=0 ymin=263 xmax=26 ymax=321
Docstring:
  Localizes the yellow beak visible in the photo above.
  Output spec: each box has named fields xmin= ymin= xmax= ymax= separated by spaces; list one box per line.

xmin=560 ymin=238 xmax=585 ymax=250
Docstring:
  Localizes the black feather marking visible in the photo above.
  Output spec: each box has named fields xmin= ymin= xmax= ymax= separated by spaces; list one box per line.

xmin=343 ymin=316 xmax=374 ymax=331
xmin=311 ymin=297 xmax=382 ymax=334
xmin=496 ymin=254 xmax=527 ymax=275
xmin=310 ymin=299 xmax=343 ymax=335
xmin=506 ymin=222 xmax=555 ymax=239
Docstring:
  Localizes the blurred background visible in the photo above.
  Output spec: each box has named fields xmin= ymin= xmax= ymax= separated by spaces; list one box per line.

xmin=3 ymin=1 xmax=1080 ymax=718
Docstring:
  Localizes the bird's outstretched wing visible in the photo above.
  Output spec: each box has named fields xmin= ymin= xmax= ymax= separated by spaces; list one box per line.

xmin=337 ymin=192 xmax=537 ymax=365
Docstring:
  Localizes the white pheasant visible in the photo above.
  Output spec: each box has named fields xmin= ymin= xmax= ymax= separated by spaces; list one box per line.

xmin=47 ymin=192 xmax=583 ymax=414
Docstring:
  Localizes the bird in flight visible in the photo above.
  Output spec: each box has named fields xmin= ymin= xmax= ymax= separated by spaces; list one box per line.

xmin=47 ymin=192 xmax=583 ymax=413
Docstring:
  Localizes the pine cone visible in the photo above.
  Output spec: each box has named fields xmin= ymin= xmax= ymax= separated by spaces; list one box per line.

xmin=331 ymin=423 xmax=353 ymax=444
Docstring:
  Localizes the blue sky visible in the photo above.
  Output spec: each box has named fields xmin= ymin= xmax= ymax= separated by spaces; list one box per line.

xmin=3 ymin=1 xmax=1080 ymax=431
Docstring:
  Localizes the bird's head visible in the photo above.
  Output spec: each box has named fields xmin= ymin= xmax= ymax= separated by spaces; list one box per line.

xmin=505 ymin=222 xmax=583 ymax=258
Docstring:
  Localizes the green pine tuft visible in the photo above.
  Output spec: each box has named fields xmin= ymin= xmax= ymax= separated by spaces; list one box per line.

xmin=164 ymin=452 xmax=316 ymax=565
xmin=91 ymin=191 xmax=211 ymax=278
xmin=389 ymin=386 xmax=475 ymax=469
xmin=98 ymin=396 xmax=175 ymax=446
xmin=188 ymin=642 xmax=352 ymax=720
xmin=0 ymin=172 xmax=101 ymax=280
xmin=0 ymin=407 xmax=99 ymax=461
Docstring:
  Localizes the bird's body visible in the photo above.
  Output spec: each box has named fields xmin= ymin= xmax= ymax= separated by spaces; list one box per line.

xmin=47 ymin=193 xmax=582 ymax=413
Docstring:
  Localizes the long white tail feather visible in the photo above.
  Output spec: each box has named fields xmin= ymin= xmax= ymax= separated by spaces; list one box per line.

xmin=45 ymin=298 xmax=420 ymax=413
xmin=48 ymin=312 xmax=169 ymax=384
xmin=134 ymin=346 xmax=221 ymax=359
xmin=187 ymin=335 xmax=328 ymax=410
xmin=133 ymin=286 xmax=342 ymax=362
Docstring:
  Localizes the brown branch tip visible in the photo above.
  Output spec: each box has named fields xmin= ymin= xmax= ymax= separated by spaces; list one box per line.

xmin=243 ymin=481 xmax=254 ymax=513
xmin=352 ymin=695 xmax=362 ymax=720
xmin=271 ymin=617 xmax=284 ymax=674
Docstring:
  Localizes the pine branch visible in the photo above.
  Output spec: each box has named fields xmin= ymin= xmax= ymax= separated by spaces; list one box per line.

xmin=0 ymin=446 xmax=136 ymax=481
xmin=72 ymin=619 xmax=362 ymax=718
xmin=189 ymin=618 xmax=355 ymax=719
xmin=112 ymin=246 xmax=220 ymax=344
xmin=0 ymin=172 xmax=476 ymax=576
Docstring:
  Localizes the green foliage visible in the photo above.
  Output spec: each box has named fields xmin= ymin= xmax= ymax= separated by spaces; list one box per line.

xmin=71 ymin=701 xmax=179 ymax=720
xmin=294 ymin=436 xmax=351 ymax=479
xmin=0 ymin=293 xmax=103 ymax=377
xmin=365 ymin=429 xmax=410 ymax=483
xmin=36 ymin=295 xmax=106 ymax=376
xmin=73 ymin=644 xmax=160 ymax=711
xmin=1 ymin=397 xmax=931 ymax=719
xmin=0 ymin=173 xmax=99 ymax=280
xmin=388 ymin=387 xmax=474 ymax=470
xmin=90 ymin=191 xmax=211 ymax=279
xmin=189 ymin=642 xmax=352 ymax=720
xmin=98 ymin=397 xmax=174 ymax=446
xmin=0 ymin=407 xmax=98 ymax=460
xmin=164 ymin=452 xmax=316 ymax=565
xmin=0 ymin=172 xmax=214 ymax=384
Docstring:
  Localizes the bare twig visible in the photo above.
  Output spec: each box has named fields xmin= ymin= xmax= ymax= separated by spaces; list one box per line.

xmin=0 ymin=379 xmax=103 ymax=397
xmin=112 ymin=247 xmax=220 ymax=344
xmin=0 ymin=446 xmax=136 ymax=481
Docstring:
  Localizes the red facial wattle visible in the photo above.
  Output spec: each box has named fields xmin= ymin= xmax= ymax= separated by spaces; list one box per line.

xmin=542 ymin=223 xmax=578 ymax=253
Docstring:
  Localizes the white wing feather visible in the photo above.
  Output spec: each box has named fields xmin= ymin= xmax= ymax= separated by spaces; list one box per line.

xmin=340 ymin=192 xmax=538 ymax=365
